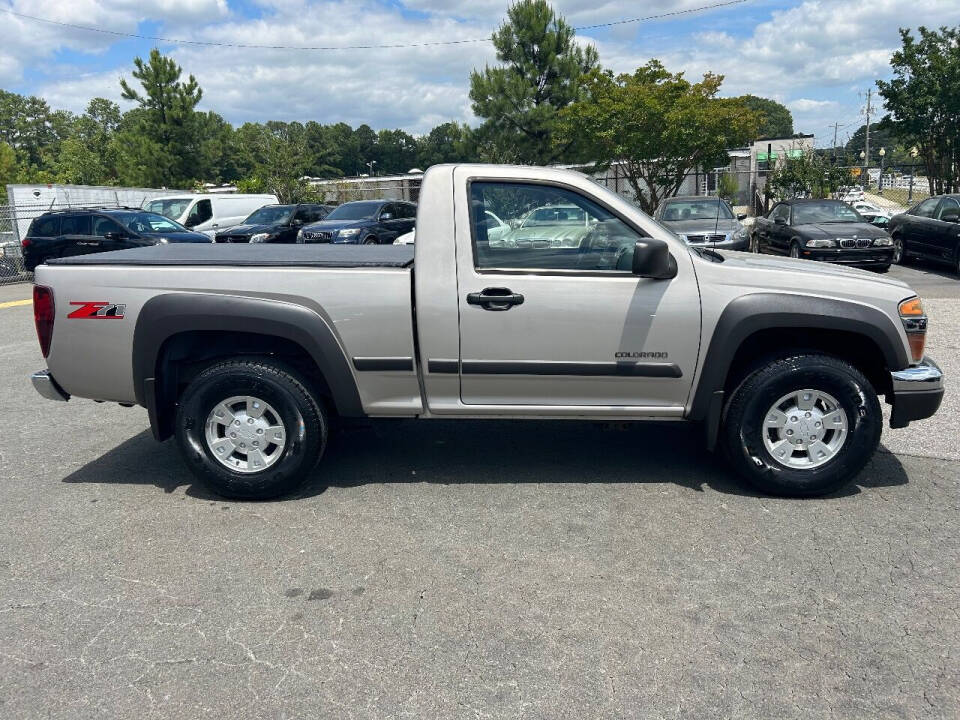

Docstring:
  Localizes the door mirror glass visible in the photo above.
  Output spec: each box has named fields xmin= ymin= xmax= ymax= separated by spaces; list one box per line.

xmin=773 ymin=216 xmax=787 ymax=225
xmin=103 ymin=231 xmax=123 ymax=241
xmin=380 ymin=212 xmax=393 ymax=221
xmin=291 ymin=217 xmax=303 ymax=226
xmin=632 ymin=239 xmax=677 ymax=279
xmin=941 ymin=210 xmax=960 ymax=223
xmin=737 ymin=213 xmax=748 ymax=221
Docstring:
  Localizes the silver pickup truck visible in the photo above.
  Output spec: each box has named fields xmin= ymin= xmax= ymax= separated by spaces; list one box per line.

xmin=30 ymin=165 xmax=943 ymax=499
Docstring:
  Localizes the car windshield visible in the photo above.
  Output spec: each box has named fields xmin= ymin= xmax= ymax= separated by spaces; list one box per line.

xmin=244 ymin=206 xmax=294 ymax=225
xmin=325 ymin=202 xmax=382 ymax=221
xmin=520 ymin=206 xmax=588 ymax=227
xmin=661 ymin=199 xmax=733 ymax=221
xmin=144 ymin=198 xmax=192 ymax=220
xmin=115 ymin=212 xmax=190 ymax=234
xmin=792 ymin=201 xmax=863 ymax=224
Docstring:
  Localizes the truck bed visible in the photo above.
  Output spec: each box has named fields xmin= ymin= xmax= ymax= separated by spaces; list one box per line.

xmin=46 ymin=243 xmax=415 ymax=268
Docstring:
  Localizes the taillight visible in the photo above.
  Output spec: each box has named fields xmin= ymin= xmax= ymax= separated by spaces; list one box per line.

xmin=21 ymin=237 xmax=30 ymax=248
xmin=33 ymin=285 xmax=54 ymax=358
xmin=898 ymin=296 xmax=927 ymax=364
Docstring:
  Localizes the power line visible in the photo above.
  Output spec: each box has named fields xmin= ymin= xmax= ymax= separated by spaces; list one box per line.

xmin=6 ymin=1 xmax=748 ymax=52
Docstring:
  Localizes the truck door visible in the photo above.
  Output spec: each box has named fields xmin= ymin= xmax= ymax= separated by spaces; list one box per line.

xmin=454 ymin=174 xmax=700 ymax=410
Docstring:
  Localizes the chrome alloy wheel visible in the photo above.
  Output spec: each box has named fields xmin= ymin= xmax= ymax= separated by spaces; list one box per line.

xmin=204 ymin=395 xmax=287 ymax=473
xmin=893 ymin=237 xmax=903 ymax=264
xmin=762 ymin=389 xmax=848 ymax=469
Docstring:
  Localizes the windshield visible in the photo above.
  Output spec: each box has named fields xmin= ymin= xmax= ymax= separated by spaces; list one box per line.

xmin=520 ymin=206 xmax=588 ymax=227
xmin=792 ymin=201 xmax=863 ymax=224
xmin=244 ymin=206 xmax=294 ymax=225
xmin=116 ymin=212 xmax=190 ymax=234
xmin=661 ymin=199 xmax=733 ymax=221
xmin=145 ymin=198 xmax=192 ymax=220
xmin=325 ymin=202 xmax=381 ymax=221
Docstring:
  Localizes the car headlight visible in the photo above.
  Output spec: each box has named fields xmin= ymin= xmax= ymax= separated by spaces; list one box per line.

xmin=873 ymin=236 xmax=893 ymax=246
xmin=296 ymin=229 xmax=304 ymax=241
xmin=337 ymin=228 xmax=361 ymax=238
xmin=249 ymin=233 xmax=270 ymax=243
xmin=157 ymin=237 xmax=170 ymax=244
xmin=805 ymin=238 xmax=836 ymax=248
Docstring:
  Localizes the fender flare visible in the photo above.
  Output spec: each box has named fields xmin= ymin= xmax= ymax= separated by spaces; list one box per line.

xmin=689 ymin=292 xmax=909 ymax=423
xmin=132 ymin=293 xmax=365 ymax=436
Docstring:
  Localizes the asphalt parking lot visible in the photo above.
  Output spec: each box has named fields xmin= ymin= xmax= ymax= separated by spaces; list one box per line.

xmin=1 ymin=262 xmax=958 ymax=719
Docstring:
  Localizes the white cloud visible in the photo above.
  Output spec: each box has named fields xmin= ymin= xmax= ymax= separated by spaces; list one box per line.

xmin=789 ymin=98 xmax=839 ymax=112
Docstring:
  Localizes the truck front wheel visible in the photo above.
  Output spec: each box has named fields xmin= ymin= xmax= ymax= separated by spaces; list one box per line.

xmin=174 ymin=359 xmax=327 ymax=499
xmin=721 ymin=354 xmax=882 ymax=497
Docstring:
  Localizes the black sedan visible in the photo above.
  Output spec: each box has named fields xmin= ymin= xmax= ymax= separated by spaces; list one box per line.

xmin=752 ymin=199 xmax=894 ymax=271
xmin=887 ymin=194 xmax=960 ymax=273
xmin=214 ymin=203 xmax=332 ymax=243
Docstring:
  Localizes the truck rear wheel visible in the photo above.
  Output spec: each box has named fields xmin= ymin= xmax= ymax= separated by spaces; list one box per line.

xmin=174 ymin=359 xmax=327 ymax=500
xmin=721 ymin=354 xmax=881 ymax=497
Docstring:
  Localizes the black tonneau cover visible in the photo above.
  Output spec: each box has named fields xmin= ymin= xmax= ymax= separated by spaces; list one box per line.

xmin=47 ymin=243 xmax=415 ymax=268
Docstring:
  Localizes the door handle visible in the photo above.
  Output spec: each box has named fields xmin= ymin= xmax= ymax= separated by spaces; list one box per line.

xmin=466 ymin=287 xmax=524 ymax=311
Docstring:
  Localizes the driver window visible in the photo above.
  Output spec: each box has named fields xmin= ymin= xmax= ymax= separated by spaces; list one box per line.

xmin=470 ymin=181 xmax=644 ymax=272
xmin=187 ymin=199 xmax=213 ymax=226
xmin=913 ymin=198 xmax=940 ymax=218
xmin=937 ymin=198 xmax=960 ymax=220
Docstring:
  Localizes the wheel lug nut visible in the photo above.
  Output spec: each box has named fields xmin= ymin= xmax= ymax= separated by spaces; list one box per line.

xmin=230 ymin=432 xmax=236 ymax=438
xmin=234 ymin=420 xmax=240 ymax=426
xmin=815 ymin=421 xmax=821 ymax=427
xmin=253 ymin=441 xmax=258 ymax=447
xmin=248 ymin=418 xmax=254 ymax=424
xmin=786 ymin=430 xmax=793 ymax=435
xmin=805 ymin=412 xmax=811 ymax=418
xmin=810 ymin=435 xmax=816 ymax=440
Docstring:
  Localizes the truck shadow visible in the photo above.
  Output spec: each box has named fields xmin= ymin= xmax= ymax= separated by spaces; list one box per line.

xmin=62 ymin=419 xmax=909 ymax=500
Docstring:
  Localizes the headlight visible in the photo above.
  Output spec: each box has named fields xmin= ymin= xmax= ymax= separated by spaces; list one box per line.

xmin=337 ymin=228 xmax=361 ymax=238
xmin=805 ymin=238 xmax=836 ymax=248
xmin=873 ymin=236 xmax=893 ymax=246
xmin=899 ymin=296 xmax=927 ymax=363
xmin=250 ymin=233 xmax=270 ymax=243
xmin=296 ymin=229 xmax=304 ymax=241
xmin=157 ymin=237 xmax=170 ymax=244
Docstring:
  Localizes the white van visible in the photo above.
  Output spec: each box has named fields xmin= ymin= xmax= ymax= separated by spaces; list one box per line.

xmin=143 ymin=194 xmax=278 ymax=238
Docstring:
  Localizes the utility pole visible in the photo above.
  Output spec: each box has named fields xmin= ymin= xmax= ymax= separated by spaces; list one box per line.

xmin=862 ymin=89 xmax=872 ymax=190
xmin=830 ymin=122 xmax=842 ymax=159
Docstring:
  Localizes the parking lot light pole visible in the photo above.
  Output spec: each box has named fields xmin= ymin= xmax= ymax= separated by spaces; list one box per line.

xmin=878 ymin=147 xmax=886 ymax=195
xmin=860 ymin=151 xmax=867 ymax=191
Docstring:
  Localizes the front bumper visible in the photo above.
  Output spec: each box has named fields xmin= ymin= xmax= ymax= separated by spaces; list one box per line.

xmin=31 ymin=370 xmax=69 ymax=401
xmin=889 ymin=357 xmax=944 ymax=428
xmin=801 ymin=247 xmax=894 ymax=267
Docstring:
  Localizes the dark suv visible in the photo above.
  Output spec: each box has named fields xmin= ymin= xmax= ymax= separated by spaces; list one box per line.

xmin=297 ymin=200 xmax=416 ymax=245
xmin=214 ymin=203 xmax=333 ymax=243
xmin=21 ymin=208 xmax=210 ymax=271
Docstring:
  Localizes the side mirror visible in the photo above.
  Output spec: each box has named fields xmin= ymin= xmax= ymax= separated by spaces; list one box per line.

xmin=184 ymin=216 xmax=199 ymax=227
xmin=632 ymin=238 xmax=677 ymax=279
xmin=941 ymin=211 xmax=960 ymax=223
xmin=737 ymin=213 xmax=748 ymax=221
xmin=103 ymin=231 xmax=123 ymax=241
xmin=773 ymin=216 xmax=787 ymax=225
xmin=380 ymin=212 xmax=393 ymax=221
xmin=291 ymin=218 xmax=304 ymax=227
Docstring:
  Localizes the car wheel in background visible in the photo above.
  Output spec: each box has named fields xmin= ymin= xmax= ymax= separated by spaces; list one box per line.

xmin=749 ymin=232 xmax=759 ymax=253
xmin=363 ymin=236 xmax=378 ymax=245
xmin=875 ymin=265 xmax=891 ymax=273
xmin=721 ymin=354 xmax=882 ymax=497
xmin=892 ymin=235 xmax=905 ymax=265
xmin=789 ymin=241 xmax=801 ymax=259
xmin=175 ymin=359 xmax=327 ymax=500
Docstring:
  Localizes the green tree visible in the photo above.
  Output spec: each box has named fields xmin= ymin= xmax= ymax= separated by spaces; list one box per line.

xmin=118 ymin=49 xmax=205 ymax=187
xmin=558 ymin=61 xmax=758 ymax=213
xmin=766 ymin=151 xmax=853 ymax=199
xmin=877 ymin=26 xmax=960 ymax=194
xmin=469 ymin=0 xmax=598 ymax=165
xmin=415 ymin=122 xmax=475 ymax=168
xmin=736 ymin=95 xmax=793 ymax=139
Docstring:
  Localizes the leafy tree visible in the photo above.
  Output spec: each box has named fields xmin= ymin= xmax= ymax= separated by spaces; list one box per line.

xmin=766 ymin=151 xmax=853 ymax=199
xmin=118 ymin=49 xmax=204 ymax=187
xmin=0 ymin=142 xmax=18 ymax=201
xmin=415 ymin=122 xmax=474 ymax=168
xmin=469 ymin=0 xmax=598 ymax=165
xmin=877 ymin=26 xmax=960 ymax=194
xmin=375 ymin=128 xmax=419 ymax=175
xmin=558 ymin=61 xmax=758 ymax=213
xmin=737 ymin=95 xmax=793 ymax=139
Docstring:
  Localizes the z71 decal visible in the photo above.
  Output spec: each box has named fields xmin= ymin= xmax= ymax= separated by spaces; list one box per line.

xmin=67 ymin=301 xmax=126 ymax=319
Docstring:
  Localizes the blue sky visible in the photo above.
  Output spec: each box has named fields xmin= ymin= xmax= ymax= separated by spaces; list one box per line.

xmin=5 ymin=0 xmax=959 ymax=148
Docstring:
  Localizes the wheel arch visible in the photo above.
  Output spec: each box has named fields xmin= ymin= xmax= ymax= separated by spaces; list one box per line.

xmin=690 ymin=293 xmax=909 ymax=436
xmin=132 ymin=293 xmax=365 ymax=441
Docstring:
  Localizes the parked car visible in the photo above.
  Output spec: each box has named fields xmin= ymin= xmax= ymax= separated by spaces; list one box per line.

xmin=838 ymin=187 xmax=865 ymax=203
xmin=30 ymin=164 xmax=941 ymax=500
xmin=297 ymin=200 xmax=416 ymax=245
xmin=214 ymin=204 xmax=333 ymax=244
xmin=20 ymin=208 xmax=211 ymax=271
xmin=887 ymin=195 xmax=960 ymax=273
xmin=144 ymin=193 xmax=278 ymax=238
xmin=752 ymin=198 xmax=894 ymax=271
xmin=653 ymin=196 xmax=749 ymax=250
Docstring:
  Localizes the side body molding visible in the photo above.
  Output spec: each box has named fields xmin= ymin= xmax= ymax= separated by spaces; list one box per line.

xmin=689 ymin=292 xmax=909 ymax=421
xmin=132 ymin=293 xmax=365 ymax=437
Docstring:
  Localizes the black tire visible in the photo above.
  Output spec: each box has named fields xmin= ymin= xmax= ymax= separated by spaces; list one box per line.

xmin=749 ymin=232 xmax=759 ymax=253
xmin=362 ymin=235 xmax=378 ymax=245
xmin=789 ymin=241 xmax=801 ymax=259
xmin=721 ymin=354 xmax=882 ymax=497
xmin=875 ymin=265 xmax=891 ymax=273
xmin=892 ymin=234 xmax=905 ymax=265
xmin=175 ymin=359 xmax=327 ymax=500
